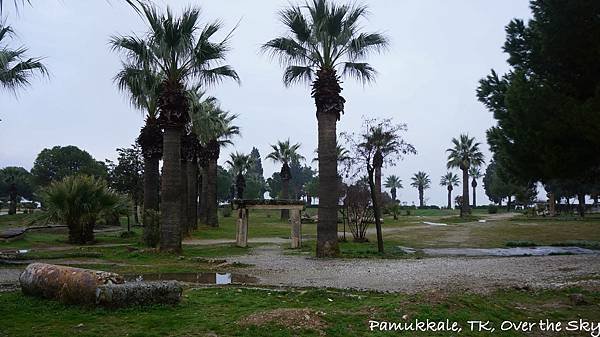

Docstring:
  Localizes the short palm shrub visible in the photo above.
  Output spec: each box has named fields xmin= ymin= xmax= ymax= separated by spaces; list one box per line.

xmin=38 ymin=175 xmax=126 ymax=244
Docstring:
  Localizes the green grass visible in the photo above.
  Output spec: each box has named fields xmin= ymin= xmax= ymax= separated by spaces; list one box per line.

xmin=293 ymin=240 xmax=419 ymax=259
xmin=0 ymin=287 xmax=597 ymax=336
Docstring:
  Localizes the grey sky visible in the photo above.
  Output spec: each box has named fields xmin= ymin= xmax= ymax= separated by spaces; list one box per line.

xmin=0 ymin=0 xmax=532 ymax=206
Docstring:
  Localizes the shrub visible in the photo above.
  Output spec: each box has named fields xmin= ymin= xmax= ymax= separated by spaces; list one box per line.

xmin=488 ymin=205 xmax=498 ymax=214
xmin=36 ymin=175 xmax=127 ymax=244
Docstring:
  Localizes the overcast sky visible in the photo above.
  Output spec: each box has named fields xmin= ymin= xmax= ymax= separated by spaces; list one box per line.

xmin=0 ymin=0 xmax=532 ymax=206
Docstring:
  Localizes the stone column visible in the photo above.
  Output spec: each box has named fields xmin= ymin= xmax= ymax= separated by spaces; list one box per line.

xmin=290 ymin=208 xmax=301 ymax=249
xmin=236 ymin=208 xmax=248 ymax=247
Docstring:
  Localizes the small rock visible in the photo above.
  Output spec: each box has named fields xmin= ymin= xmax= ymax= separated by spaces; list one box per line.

xmin=569 ymin=293 xmax=588 ymax=305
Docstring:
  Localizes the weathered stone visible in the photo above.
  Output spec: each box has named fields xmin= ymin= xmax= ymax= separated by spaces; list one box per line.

xmin=96 ymin=281 xmax=182 ymax=308
xmin=19 ymin=263 xmax=182 ymax=307
xmin=19 ymin=263 xmax=123 ymax=305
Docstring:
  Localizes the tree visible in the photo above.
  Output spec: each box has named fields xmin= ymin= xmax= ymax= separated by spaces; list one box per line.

xmin=0 ymin=23 xmax=47 ymax=94
xmin=0 ymin=166 xmax=36 ymax=214
xmin=468 ymin=166 xmax=483 ymax=208
xmin=411 ymin=171 xmax=431 ymax=208
xmin=263 ymin=0 xmax=389 ymax=258
xmin=267 ymin=139 xmax=305 ymax=220
xmin=247 ymin=147 xmax=266 ymax=199
xmin=226 ymin=152 xmax=254 ymax=199
xmin=105 ymin=145 xmax=144 ymax=225
xmin=191 ymin=94 xmax=240 ymax=227
xmin=111 ymin=4 xmax=239 ymax=252
xmin=440 ymin=172 xmax=459 ymax=209
xmin=483 ymin=160 xmax=520 ymax=210
xmin=343 ymin=118 xmax=416 ymax=253
xmin=37 ymin=175 xmax=126 ymax=244
xmin=477 ymin=0 xmax=600 ymax=206
xmin=384 ymin=175 xmax=402 ymax=202
xmin=31 ymin=145 xmax=107 ymax=186
xmin=446 ymin=134 xmax=485 ymax=216
xmin=113 ymin=54 xmax=163 ymax=220
xmin=216 ymin=165 xmax=233 ymax=202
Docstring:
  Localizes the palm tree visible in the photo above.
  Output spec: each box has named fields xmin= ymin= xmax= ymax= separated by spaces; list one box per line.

xmin=191 ymin=94 xmax=239 ymax=227
xmin=0 ymin=23 xmax=47 ymax=93
xmin=440 ymin=172 xmax=460 ymax=209
xmin=263 ymin=0 xmax=389 ymax=258
xmin=384 ymin=175 xmax=402 ymax=202
xmin=113 ymin=60 xmax=163 ymax=234
xmin=226 ymin=152 xmax=254 ymax=199
xmin=110 ymin=5 xmax=239 ymax=252
xmin=447 ymin=134 xmax=485 ymax=216
xmin=468 ymin=166 xmax=483 ymax=208
xmin=266 ymin=139 xmax=305 ymax=220
xmin=410 ymin=171 xmax=430 ymax=208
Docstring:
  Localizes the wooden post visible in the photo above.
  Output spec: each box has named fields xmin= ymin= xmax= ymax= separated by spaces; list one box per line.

xmin=236 ymin=208 xmax=248 ymax=247
xmin=290 ymin=208 xmax=301 ymax=248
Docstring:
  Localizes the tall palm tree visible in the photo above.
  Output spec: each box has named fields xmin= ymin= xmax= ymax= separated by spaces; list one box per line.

xmin=468 ymin=166 xmax=483 ymax=208
xmin=410 ymin=171 xmax=430 ymax=208
xmin=110 ymin=5 xmax=239 ymax=252
xmin=113 ymin=60 xmax=163 ymax=233
xmin=266 ymin=139 xmax=305 ymax=220
xmin=226 ymin=152 xmax=254 ymax=199
xmin=263 ymin=0 xmax=389 ymax=258
xmin=384 ymin=175 xmax=402 ymax=202
xmin=440 ymin=172 xmax=460 ymax=209
xmin=0 ymin=23 xmax=47 ymax=93
xmin=191 ymin=95 xmax=239 ymax=227
xmin=447 ymin=134 xmax=485 ymax=217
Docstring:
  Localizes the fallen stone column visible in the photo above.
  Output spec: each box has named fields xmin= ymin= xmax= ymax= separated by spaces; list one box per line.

xmin=19 ymin=263 xmax=182 ymax=307
xmin=19 ymin=263 xmax=124 ymax=305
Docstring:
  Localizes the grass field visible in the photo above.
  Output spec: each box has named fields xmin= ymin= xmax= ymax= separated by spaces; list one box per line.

xmin=0 ymin=286 xmax=598 ymax=337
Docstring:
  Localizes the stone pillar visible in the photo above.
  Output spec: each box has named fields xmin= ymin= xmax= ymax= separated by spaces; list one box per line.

xmin=236 ymin=208 xmax=248 ymax=247
xmin=290 ymin=208 xmax=301 ymax=249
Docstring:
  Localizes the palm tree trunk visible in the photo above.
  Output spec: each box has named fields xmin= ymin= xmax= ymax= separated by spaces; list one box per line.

xmin=180 ymin=158 xmax=189 ymax=236
xmin=375 ymin=166 xmax=382 ymax=208
xmin=368 ymin=167 xmax=384 ymax=254
xmin=316 ymin=112 xmax=340 ymax=258
xmin=206 ymin=158 xmax=219 ymax=227
xmin=461 ymin=168 xmax=470 ymax=217
xmin=281 ymin=177 xmax=290 ymax=220
xmin=160 ymin=127 xmax=182 ymax=253
xmin=472 ymin=180 xmax=477 ymax=208
xmin=577 ymin=193 xmax=586 ymax=217
xmin=187 ymin=160 xmax=198 ymax=231
xmin=198 ymin=166 xmax=207 ymax=224
xmin=507 ymin=196 xmax=512 ymax=212
xmin=419 ymin=187 xmax=424 ymax=208
xmin=391 ymin=188 xmax=396 ymax=202
xmin=143 ymin=157 xmax=161 ymax=213
xmin=447 ymin=187 xmax=452 ymax=209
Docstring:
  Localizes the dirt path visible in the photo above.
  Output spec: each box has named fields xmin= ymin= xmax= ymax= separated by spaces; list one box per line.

xmin=228 ymin=244 xmax=600 ymax=293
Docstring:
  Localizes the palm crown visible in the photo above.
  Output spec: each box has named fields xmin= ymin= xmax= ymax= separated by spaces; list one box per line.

xmin=110 ymin=5 xmax=240 ymax=124
xmin=384 ymin=175 xmax=402 ymax=189
xmin=0 ymin=23 xmax=48 ymax=92
xmin=114 ymin=61 xmax=161 ymax=118
xmin=468 ymin=167 xmax=483 ymax=179
xmin=262 ymin=0 xmax=389 ymax=86
xmin=440 ymin=172 xmax=460 ymax=188
xmin=266 ymin=139 xmax=305 ymax=165
xmin=189 ymin=91 xmax=239 ymax=147
xmin=410 ymin=171 xmax=431 ymax=189
xmin=226 ymin=152 xmax=255 ymax=176
xmin=447 ymin=134 xmax=485 ymax=170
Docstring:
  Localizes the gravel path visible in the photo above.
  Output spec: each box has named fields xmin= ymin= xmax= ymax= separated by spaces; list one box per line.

xmin=229 ymin=245 xmax=600 ymax=293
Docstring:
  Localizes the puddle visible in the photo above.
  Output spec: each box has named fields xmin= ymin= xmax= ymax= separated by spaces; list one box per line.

xmin=419 ymin=246 xmax=598 ymax=257
xmin=422 ymin=221 xmax=447 ymax=226
xmin=124 ymin=272 xmax=258 ymax=285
